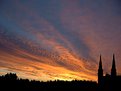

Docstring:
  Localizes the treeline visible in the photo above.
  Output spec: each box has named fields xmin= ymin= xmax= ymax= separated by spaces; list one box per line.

xmin=0 ymin=73 xmax=98 ymax=91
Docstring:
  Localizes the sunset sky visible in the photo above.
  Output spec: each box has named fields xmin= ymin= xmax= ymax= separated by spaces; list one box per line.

xmin=0 ymin=0 xmax=121 ymax=81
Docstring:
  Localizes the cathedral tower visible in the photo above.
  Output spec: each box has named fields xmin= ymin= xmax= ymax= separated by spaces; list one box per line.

xmin=98 ymin=55 xmax=103 ymax=84
xmin=111 ymin=54 xmax=117 ymax=77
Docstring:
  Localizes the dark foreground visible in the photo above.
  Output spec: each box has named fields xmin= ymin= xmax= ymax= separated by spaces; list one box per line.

xmin=1 ymin=73 xmax=121 ymax=91
xmin=0 ymin=73 xmax=97 ymax=91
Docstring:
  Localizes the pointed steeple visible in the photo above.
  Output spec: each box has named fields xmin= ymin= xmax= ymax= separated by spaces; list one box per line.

xmin=98 ymin=55 xmax=103 ymax=84
xmin=111 ymin=54 xmax=117 ymax=77
xmin=99 ymin=55 xmax=102 ymax=69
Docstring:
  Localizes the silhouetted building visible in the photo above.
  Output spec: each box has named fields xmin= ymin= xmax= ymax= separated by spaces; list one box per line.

xmin=111 ymin=54 xmax=117 ymax=77
xmin=98 ymin=55 xmax=103 ymax=85
xmin=98 ymin=54 xmax=121 ymax=91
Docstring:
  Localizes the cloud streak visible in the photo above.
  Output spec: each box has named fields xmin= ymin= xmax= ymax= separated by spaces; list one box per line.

xmin=0 ymin=0 xmax=121 ymax=81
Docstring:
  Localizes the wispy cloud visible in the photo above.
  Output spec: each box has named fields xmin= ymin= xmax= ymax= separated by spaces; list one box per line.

xmin=0 ymin=0 xmax=121 ymax=81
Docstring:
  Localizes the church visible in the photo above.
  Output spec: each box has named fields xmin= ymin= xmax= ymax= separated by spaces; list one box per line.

xmin=98 ymin=54 xmax=121 ymax=91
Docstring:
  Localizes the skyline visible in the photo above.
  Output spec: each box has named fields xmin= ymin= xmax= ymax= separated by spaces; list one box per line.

xmin=0 ymin=0 xmax=121 ymax=81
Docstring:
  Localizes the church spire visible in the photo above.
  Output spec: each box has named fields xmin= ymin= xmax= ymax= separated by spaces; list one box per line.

xmin=99 ymin=55 xmax=102 ymax=69
xmin=111 ymin=54 xmax=117 ymax=77
xmin=98 ymin=55 xmax=103 ymax=84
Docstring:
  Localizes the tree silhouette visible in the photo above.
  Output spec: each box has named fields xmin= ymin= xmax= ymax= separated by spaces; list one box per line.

xmin=0 ymin=73 xmax=97 ymax=91
xmin=0 ymin=72 xmax=121 ymax=91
